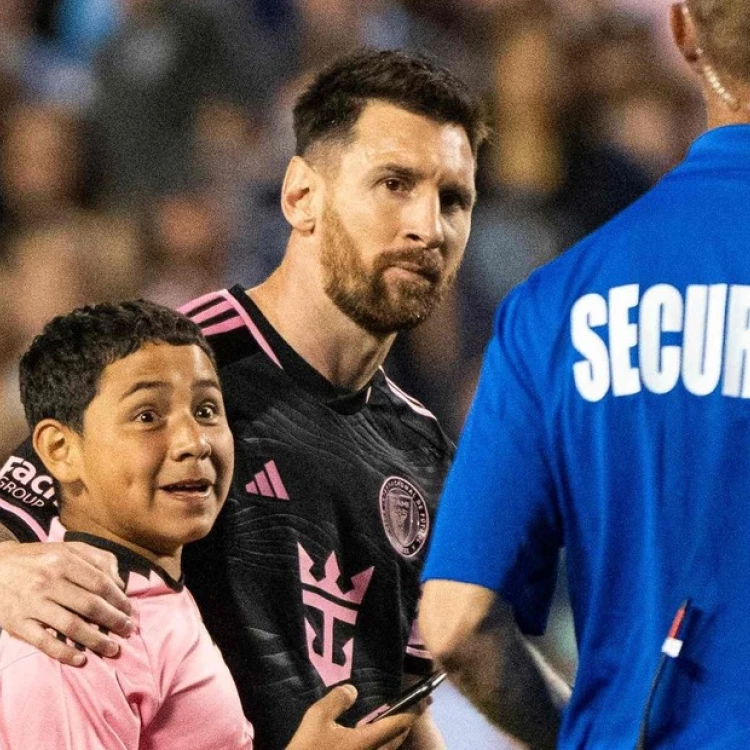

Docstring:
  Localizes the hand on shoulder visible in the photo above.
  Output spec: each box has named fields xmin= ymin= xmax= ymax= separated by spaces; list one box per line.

xmin=0 ymin=539 xmax=133 ymax=665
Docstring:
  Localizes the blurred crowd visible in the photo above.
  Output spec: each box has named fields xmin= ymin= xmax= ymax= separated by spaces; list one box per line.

xmin=0 ymin=0 xmax=705 ymax=691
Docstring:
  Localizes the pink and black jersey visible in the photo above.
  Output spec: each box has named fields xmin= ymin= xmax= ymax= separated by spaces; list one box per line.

xmin=0 ymin=285 xmax=453 ymax=750
xmin=0 ymin=519 xmax=254 ymax=749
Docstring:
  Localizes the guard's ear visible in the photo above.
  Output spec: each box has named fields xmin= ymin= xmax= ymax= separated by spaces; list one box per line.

xmin=32 ymin=419 xmax=83 ymax=486
xmin=671 ymin=3 xmax=701 ymax=66
xmin=280 ymin=156 xmax=325 ymax=235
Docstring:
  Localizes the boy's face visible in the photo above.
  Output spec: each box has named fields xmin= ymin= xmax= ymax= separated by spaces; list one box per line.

xmin=67 ymin=342 xmax=233 ymax=562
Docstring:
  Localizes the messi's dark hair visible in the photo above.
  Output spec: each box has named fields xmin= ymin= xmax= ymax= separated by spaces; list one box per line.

xmin=19 ymin=299 xmax=216 ymax=433
xmin=293 ymin=48 xmax=488 ymax=157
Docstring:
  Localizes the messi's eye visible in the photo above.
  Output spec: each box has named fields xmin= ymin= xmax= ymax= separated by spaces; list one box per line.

xmin=381 ymin=176 xmax=413 ymax=194
xmin=440 ymin=189 xmax=470 ymax=213
xmin=384 ymin=178 xmax=405 ymax=191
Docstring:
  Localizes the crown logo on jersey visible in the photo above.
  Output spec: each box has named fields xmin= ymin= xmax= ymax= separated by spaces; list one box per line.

xmin=298 ymin=543 xmax=375 ymax=686
xmin=245 ymin=460 xmax=289 ymax=500
xmin=298 ymin=544 xmax=373 ymax=604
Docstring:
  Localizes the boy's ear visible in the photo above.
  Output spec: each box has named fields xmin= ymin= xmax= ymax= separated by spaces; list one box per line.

xmin=280 ymin=155 xmax=325 ymax=235
xmin=32 ymin=419 xmax=83 ymax=485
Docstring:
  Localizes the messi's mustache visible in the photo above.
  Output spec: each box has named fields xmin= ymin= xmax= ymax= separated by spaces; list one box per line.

xmin=376 ymin=248 xmax=444 ymax=280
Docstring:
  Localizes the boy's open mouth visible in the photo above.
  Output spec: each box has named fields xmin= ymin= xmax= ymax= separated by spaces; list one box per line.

xmin=161 ymin=480 xmax=212 ymax=494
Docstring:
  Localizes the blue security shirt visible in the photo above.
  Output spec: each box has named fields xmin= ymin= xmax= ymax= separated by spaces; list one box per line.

xmin=423 ymin=125 xmax=750 ymax=748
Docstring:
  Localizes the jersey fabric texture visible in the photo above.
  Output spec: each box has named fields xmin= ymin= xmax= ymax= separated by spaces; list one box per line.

xmin=0 ymin=519 xmax=254 ymax=750
xmin=0 ymin=286 xmax=451 ymax=750
xmin=422 ymin=125 xmax=750 ymax=749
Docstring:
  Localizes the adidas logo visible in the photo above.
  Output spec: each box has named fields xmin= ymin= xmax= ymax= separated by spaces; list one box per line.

xmin=245 ymin=460 xmax=289 ymax=500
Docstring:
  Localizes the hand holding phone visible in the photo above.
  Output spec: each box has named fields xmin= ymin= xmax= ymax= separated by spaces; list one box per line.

xmin=357 ymin=670 xmax=447 ymax=725
xmin=287 ymin=684 xmax=417 ymax=750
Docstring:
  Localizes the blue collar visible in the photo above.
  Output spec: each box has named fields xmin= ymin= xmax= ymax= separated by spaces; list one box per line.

xmin=684 ymin=124 xmax=750 ymax=169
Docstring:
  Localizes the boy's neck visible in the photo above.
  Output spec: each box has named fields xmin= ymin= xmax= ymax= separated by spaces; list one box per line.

xmin=59 ymin=507 xmax=183 ymax=580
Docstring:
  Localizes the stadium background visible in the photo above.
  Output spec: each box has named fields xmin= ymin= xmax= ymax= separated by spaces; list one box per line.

xmin=0 ymin=1 xmax=702 ymax=746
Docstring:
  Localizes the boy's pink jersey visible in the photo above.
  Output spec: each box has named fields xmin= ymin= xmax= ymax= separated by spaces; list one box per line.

xmin=0 ymin=520 xmax=254 ymax=749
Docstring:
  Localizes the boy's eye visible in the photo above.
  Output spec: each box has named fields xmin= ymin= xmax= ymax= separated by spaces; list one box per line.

xmin=195 ymin=403 xmax=219 ymax=421
xmin=135 ymin=410 xmax=158 ymax=424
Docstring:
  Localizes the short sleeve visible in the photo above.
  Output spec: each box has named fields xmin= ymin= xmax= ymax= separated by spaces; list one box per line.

xmin=403 ymin=611 xmax=433 ymax=677
xmin=422 ymin=285 xmax=562 ymax=635
xmin=0 ymin=632 xmax=141 ymax=749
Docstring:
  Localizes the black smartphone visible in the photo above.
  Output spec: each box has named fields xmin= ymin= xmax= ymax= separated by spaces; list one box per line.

xmin=357 ymin=670 xmax=448 ymax=725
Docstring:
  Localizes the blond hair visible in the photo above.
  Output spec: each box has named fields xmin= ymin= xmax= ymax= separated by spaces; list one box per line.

xmin=688 ymin=0 xmax=750 ymax=81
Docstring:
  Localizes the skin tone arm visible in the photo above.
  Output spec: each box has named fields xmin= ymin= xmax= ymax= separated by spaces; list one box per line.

xmin=400 ymin=711 xmax=445 ymax=750
xmin=419 ymin=580 xmax=571 ymax=750
xmin=0 ymin=529 xmax=134 ymax=665
xmin=398 ymin=675 xmax=446 ymax=750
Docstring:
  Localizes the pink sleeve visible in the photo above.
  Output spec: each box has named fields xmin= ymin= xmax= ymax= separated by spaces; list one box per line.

xmin=0 ymin=633 xmax=142 ymax=749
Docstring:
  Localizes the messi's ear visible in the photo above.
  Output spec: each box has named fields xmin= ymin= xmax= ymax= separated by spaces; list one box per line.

xmin=32 ymin=419 xmax=83 ymax=485
xmin=280 ymin=156 xmax=325 ymax=235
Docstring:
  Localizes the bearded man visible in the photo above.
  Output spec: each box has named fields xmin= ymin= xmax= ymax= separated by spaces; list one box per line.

xmin=0 ymin=49 xmax=487 ymax=750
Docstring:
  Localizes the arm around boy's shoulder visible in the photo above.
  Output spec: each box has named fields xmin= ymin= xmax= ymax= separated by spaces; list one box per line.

xmin=0 ymin=456 xmax=134 ymax=667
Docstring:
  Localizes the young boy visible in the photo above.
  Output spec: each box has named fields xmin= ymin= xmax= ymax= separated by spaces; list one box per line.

xmin=0 ymin=300 xmax=415 ymax=750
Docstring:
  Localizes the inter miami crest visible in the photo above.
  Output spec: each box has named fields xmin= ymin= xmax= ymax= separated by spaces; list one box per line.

xmin=379 ymin=476 xmax=429 ymax=558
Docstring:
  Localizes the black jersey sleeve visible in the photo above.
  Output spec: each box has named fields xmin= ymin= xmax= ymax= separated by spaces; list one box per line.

xmin=0 ymin=438 xmax=59 ymax=542
xmin=403 ymin=614 xmax=434 ymax=677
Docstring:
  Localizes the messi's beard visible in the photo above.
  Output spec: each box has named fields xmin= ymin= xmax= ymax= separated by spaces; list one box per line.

xmin=320 ymin=202 xmax=455 ymax=335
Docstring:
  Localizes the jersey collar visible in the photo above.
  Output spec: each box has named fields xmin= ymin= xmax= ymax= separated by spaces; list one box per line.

xmin=230 ymin=285 xmax=380 ymax=414
xmin=64 ymin=531 xmax=184 ymax=591
xmin=684 ymin=124 xmax=750 ymax=170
